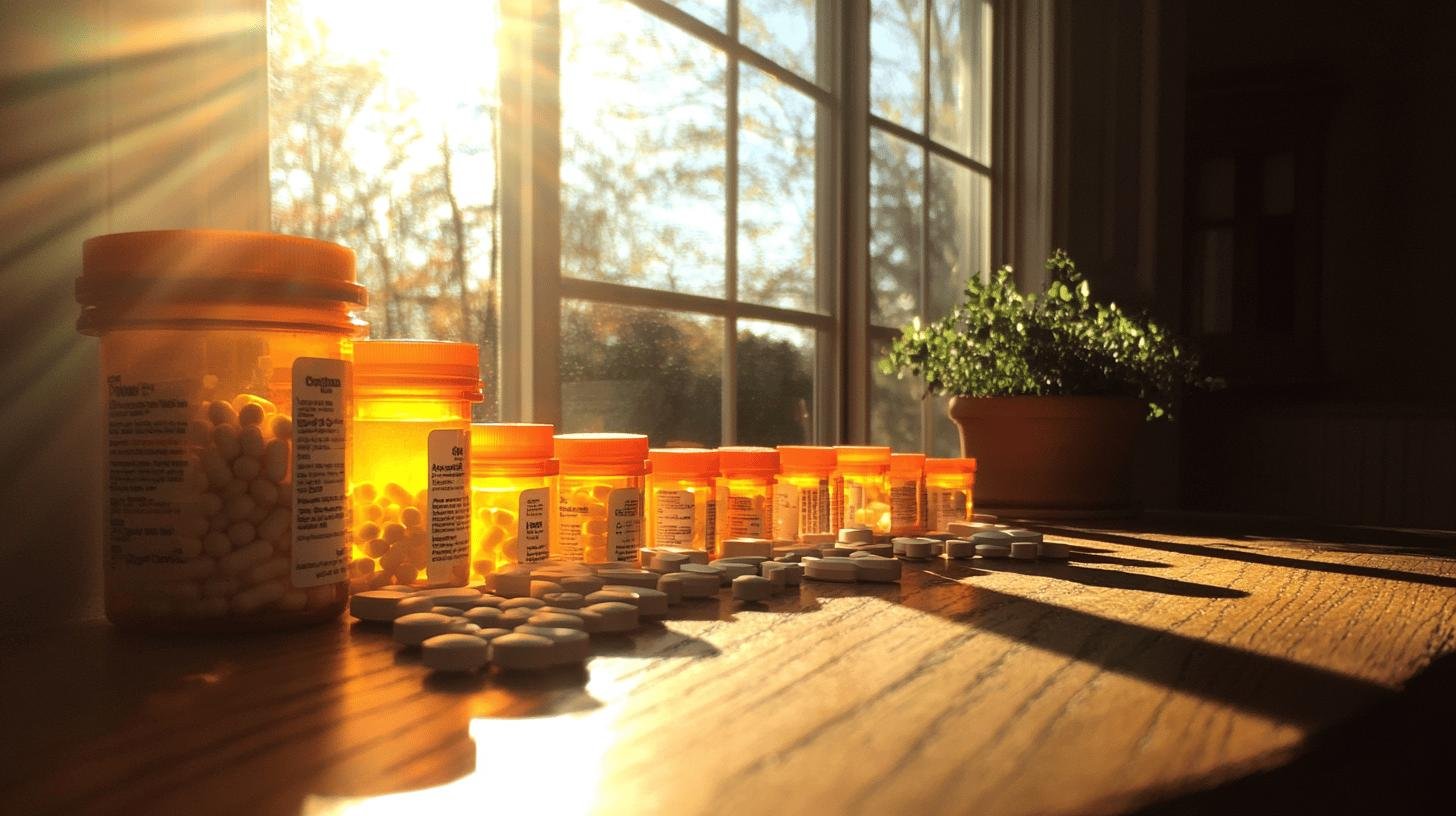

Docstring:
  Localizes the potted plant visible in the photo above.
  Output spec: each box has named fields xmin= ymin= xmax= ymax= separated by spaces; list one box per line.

xmin=880 ymin=250 xmax=1214 ymax=518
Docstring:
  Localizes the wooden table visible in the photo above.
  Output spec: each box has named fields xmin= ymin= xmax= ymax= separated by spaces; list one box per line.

xmin=4 ymin=524 xmax=1455 ymax=815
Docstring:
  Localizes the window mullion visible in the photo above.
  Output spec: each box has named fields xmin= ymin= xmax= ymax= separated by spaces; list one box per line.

xmin=841 ymin=0 xmax=871 ymax=444
xmin=723 ymin=8 xmax=740 ymax=447
xmin=920 ymin=1 xmax=933 ymax=455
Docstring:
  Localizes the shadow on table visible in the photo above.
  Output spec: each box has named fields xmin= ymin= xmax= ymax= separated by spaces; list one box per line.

xmin=969 ymin=558 xmax=1247 ymax=598
xmin=1038 ymin=525 xmax=1456 ymax=589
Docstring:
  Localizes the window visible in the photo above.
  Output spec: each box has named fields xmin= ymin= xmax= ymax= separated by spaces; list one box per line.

xmin=269 ymin=0 xmax=999 ymax=450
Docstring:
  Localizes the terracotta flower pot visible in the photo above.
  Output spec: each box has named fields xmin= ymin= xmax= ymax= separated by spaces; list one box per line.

xmin=947 ymin=395 xmax=1145 ymax=519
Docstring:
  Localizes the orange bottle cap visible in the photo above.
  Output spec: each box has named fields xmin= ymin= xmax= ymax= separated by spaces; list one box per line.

xmin=76 ymin=229 xmax=366 ymax=334
xmin=777 ymin=445 xmax=837 ymax=471
xmin=717 ymin=446 xmax=780 ymax=476
xmin=889 ymin=452 xmax=926 ymax=474
xmin=648 ymin=448 xmax=719 ymax=478
xmin=925 ymin=457 xmax=977 ymax=474
xmin=834 ymin=445 xmax=892 ymax=467
xmin=354 ymin=339 xmax=484 ymax=401
xmin=472 ymin=423 xmax=558 ymax=476
xmin=555 ymin=433 xmax=649 ymax=475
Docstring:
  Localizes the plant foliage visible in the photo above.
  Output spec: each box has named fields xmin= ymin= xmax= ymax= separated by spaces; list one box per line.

xmin=879 ymin=250 xmax=1215 ymax=420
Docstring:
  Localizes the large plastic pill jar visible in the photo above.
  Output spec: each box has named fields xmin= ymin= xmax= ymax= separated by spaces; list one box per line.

xmin=647 ymin=448 xmax=720 ymax=556
xmin=833 ymin=445 xmax=893 ymax=534
xmin=715 ymin=446 xmax=778 ymax=542
xmin=470 ymin=423 xmax=558 ymax=580
xmin=75 ymin=230 xmax=366 ymax=632
xmin=888 ymin=452 xmax=926 ymax=536
xmin=772 ymin=445 xmax=836 ymax=541
xmin=924 ymin=457 xmax=977 ymax=531
xmin=348 ymin=340 xmax=482 ymax=591
xmin=553 ymin=433 xmax=649 ymax=563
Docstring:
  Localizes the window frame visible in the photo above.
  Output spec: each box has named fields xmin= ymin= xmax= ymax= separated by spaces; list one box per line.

xmin=260 ymin=0 xmax=1036 ymax=448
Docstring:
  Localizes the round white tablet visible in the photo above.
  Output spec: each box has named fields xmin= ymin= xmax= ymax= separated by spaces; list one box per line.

xmin=393 ymin=612 xmax=464 ymax=646
xmin=656 ymin=573 xmax=686 ymax=604
xmin=720 ymin=538 xmax=773 ymax=559
xmin=1003 ymin=529 xmax=1043 ymax=543
xmin=649 ymin=551 xmax=689 ymax=573
xmin=499 ymin=597 xmax=545 ymax=611
xmin=709 ymin=561 xmax=760 ymax=580
xmin=971 ymin=530 xmax=1013 ymax=544
xmin=415 ymin=587 xmax=481 ymax=607
xmin=492 ymin=572 xmax=534 ymax=598
xmin=851 ymin=554 xmax=902 ymax=583
xmin=732 ymin=574 xmax=772 ymax=602
xmin=489 ymin=633 xmax=558 ymax=670
xmin=761 ymin=561 xmax=804 ymax=586
xmin=837 ymin=527 xmax=873 ymax=544
xmin=945 ymin=539 xmax=976 ymax=559
xmin=421 ymin=633 xmax=490 ymax=672
xmin=473 ymin=627 xmax=513 ymax=642
xmin=596 ymin=569 xmax=660 ymax=589
xmin=464 ymin=606 xmax=505 ymax=627
xmin=902 ymin=539 xmax=933 ymax=559
xmin=1010 ymin=542 xmax=1038 ymax=560
xmin=975 ymin=543 xmax=1011 ymax=558
xmin=430 ymin=606 xmax=465 ymax=617
xmin=580 ymin=601 xmax=639 ymax=633
xmin=395 ymin=595 xmax=437 ymax=616
xmin=597 ymin=586 xmax=670 ymax=616
xmin=541 ymin=591 xmax=585 ymax=609
xmin=527 ymin=611 xmax=587 ymax=630
xmin=470 ymin=594 xmax=508 ymax=608
xmin=559 ymin=575 xmax=606 ymax=595
xmin=530 ymin=580 xmax=565 ymax=599
xmin=349 ymin=590 xmax=412 ymax=622
xmin=498 ymin=606 xmax=536 ymax=627
xmin=513 ymin=626 xmax=591 ymax=664
xmin=802 ymin=558 xmax=858 ymax=583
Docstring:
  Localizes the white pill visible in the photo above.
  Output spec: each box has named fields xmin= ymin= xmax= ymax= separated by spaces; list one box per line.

xmin=431 ymin=606 xmax=466 ymax=617
xmin=674 ymin=571 xmax=721 ymax=599
xmin=732 ymin=574 xmax=772 ymax=602
xmin=226 ymin=521 xmax=257 ymax=548
xmin=232 ymin=456 xmax=261 ymax=482
xmin=541 ymin=591 xmax=585 ymax=609
xmin=474 ymin=628 xmax=513 ymax=642
xmin=394 ymin=612 xmax=467 ymax=646
xmin=239 ymin=424 xmax=266 ymax=457
xmin=709 ymin=561 xmax=760 ymax=581
xmin=772 ymin=545 xmax=816 ymax=560
xmin=972 ymin=530 xmax=1013 ymax=545
xmin=803 ymin=558 xmax=858 ymax=583
xmin=528 ymin=580 xmax=564 ymax=599
xmin=416 ymin=587 xmax=481 ymax=607
xmin=1003 ymin=529 xmax=1044 ymax=543
xmin=656 ymin=573 xmax=685 ymax=604
xmin=498 ymin=606 xmax=536 ymax=627
xmin=761 ymin=561 xmax=803 ymax=586
xmin=488 ymin=633 xmax=559 ymax=670
xmin=848 ymin=542 xmax=895 ymax=558
xmin=492 ymin=572 xmax=534 ymax=598
xmin=213 ymin=424 xmax=241 ymax=459
xmin=596 ymin=586 xmax=669 ymax=617
xmin=380 ymin=584 xmax=419 ymax=594
xmin=649 ymin=551 xmax=689 ymax=573
xmin=680 ymin=563 xmax=727 ymax=587
xmin=891 ymin=537 xmax=916 ymax=555
xmin=976 ymin=543 xmax=1011 ymax=558
xmin=527 ymin=611 xmax=587 ymax=630
xmin=1011 ymin=542 xmax=1039 ymax=560
xmin=947 ymin=520 xmax=999 ymax=537
xmin=464 ymin=606 xmax=505 ymax=627
xmin=656 ymin=547 xmax=709 ymax=565
xmin=1038 ymin=541 xmax=1070 ymax=560
xmin=230 ymin=580 xmax=286 ymax=614
xmin=972 ymin=513 xmax=998 ymax=523
xmin=945 ymin=539 xmax=976 ymax=559
xmin=851 ymin=554 xmax=902 ymax=583
xmin=763 ymin=565 xmax=788 ymax=592
xmin=595 ymin=569 xmax=659 ymax=589
xmin=396 ymin=595 xmax=436 ymax=615
xmin=837 ymin=527 xmax=873 ymax=544
xmin=819 ymin=547 xmax=856 ymax=558
xmin=559 ymin=575 xmax=606 ymax=595
xmin=579 ymin=601 xmax=638 ymax=633
xmin=902 ymin=539 xmax=933 ymax=559
xmin=500 ymin=596 xmax=545 ymax=611
xmin=202 ymin=532 xmax=232 ymax=559
xmin=584 ymin=561 xmax=638 ymax=574
xmin=510 ymin=626 xmax=592 ymax=665
xmin=220 ymin=539 xmax=270 ymax=573
xmin=247 ymin=556 xmax=289 ymax=585
xmin=421 ymin=633 xmax=490 ymax=672
xmin=720 ymin=538 xmax=773 ymax=559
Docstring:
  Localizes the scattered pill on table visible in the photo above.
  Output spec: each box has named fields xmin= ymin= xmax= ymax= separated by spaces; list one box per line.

xmin=732 ymin=575 xmax=773 ymax=602
xmin=394 ymin=612 xmax=469 ymax=646
xmin=837 ymin=527 xmax=873 ymax=544
xmin=488 ymin=633 xmax=559 ymax=670
xmin=902 ymin=539 xmax=933 ymax=559
xmin=349 ymin=590 xmax=412 ymax=622
xmin=976 ymin=543 xmax=1011 ymax=558
xmin=720 ymin=538 xmax=773 ymax=559
xmin=421 ymin=633 xmax=490 ymax=672
xmin=1039 ymin=541 xmax=1071 ymax=560
xmin=945 ymin=539 xmax=976 ymax=559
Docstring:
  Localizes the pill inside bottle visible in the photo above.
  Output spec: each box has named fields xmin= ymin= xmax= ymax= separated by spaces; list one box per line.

xmin=646 ymin=448 xmax=719 ymax=556
xmin=470 ymin=423 xmax=559 ymax=582
xmin=553 ymin=433 xmax=649 ymax=564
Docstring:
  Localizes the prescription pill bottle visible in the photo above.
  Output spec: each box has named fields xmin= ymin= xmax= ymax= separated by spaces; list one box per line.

xmin=349 ymin=340 xmax=482 ymax=591
xmin=888 ymin=452 xmax=926 ymax=536
xmin=773 ymin=445 xmax=836 ymax=541
xmin=554 ymin=433 xmax=648 ymax=564
xmin=715 ymin=446 xmax=778 ymax=542
xmin=470 ymin=423 xmax=558 ymax=580
xmin=76 ymin=230 xmax=366 ymax=632
xmin=646 ymin=448 xmax=719 ymax=556
xmin=925 ymin=457 xmax=977 ymax=531
xmin=834 ymin=445 xmax=892 ymax=535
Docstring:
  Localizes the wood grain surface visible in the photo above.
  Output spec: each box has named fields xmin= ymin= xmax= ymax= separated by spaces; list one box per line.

xmin=3 ymin=524 xmax=1454 ymax=816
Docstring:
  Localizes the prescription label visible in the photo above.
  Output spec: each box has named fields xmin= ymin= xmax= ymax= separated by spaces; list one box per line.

xmin=927 ymin=488 xmax=968 ymax=531
xmin=774 ymin=479 xmax=830 ymax=539
xmin=889 ymin=478 xmax=919 ymax=529
xmin=653 ymin=489 xmax=696 ymax=548
xmin=425 ymin=428 xmax=470 ymax=584
xmin=291 ymin=357 xmax=350 ymax=587
xmin=517 ymin=487 xmax=550 ymax=563
xmin=103 ymin=374 xmax=196 ymax=583
xmin=703 ymin=496 xmax=718 ymax=558
xmin=721 ymin=489 xmax=767 ymax=538
xmin=842 ymin=481 xmax=866 ymax=527
xmin=607 ymin=487 xmax=644 ymax=563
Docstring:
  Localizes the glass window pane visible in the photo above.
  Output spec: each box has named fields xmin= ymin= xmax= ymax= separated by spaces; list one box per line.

xmin=926 ymin=156 xmax=988 ymax=320
xmin=739 ymin=65 xmax=818 ymax=312
xmin=929 ymin=396 xmax=960 ymax=457
xmin=668 ymin=0 xmax=727 ymax=30
xmin=739 ymin=0 xmax=817 ymax=81
xmin=268 ymin=0 xmax=501 ymax=420
xmin=870 ymin=129 xmax=924 ymax=330
xmin=561 ymin=0 xmax=727 ymax=298
xmin=871 ymin=336 xmax=922 ymax=452
xmin=736 ymin=320 xmax=814 ymax=445
xmin=560 ymin=300 xmax=723 ymax=447
xmin=930 ymin=0 xmax=990 ymax=159
xmin=871 ymin=0 xmax=925 ymax=130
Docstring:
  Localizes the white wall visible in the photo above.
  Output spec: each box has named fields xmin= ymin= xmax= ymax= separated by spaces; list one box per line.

xmin=0 ymin=0 xmax=266 ymax=630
